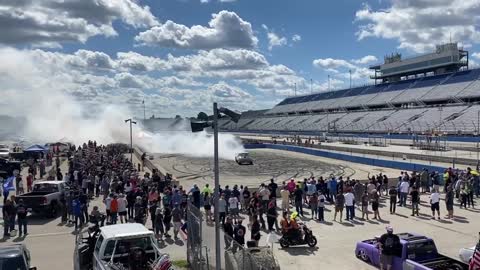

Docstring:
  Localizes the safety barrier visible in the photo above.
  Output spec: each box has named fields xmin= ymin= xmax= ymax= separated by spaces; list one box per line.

xmin=244 ymin=143 xmax=446 ymax=172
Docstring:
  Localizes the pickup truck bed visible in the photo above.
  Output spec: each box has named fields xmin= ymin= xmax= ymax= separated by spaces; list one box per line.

xmin=417 ymin=255 xmax=468 ymax=270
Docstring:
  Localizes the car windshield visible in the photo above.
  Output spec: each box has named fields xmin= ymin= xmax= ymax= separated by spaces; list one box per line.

xmin=406 ymin=240 xmax=437 ymax=261
xmin=0 ymin=256 xmax=27 ymax=270
xmin=33 ymin=184 xmax=59 ymax=193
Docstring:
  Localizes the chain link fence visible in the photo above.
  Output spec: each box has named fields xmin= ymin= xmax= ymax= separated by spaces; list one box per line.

xmin=186 ymin=202 xmax=279 ymax=270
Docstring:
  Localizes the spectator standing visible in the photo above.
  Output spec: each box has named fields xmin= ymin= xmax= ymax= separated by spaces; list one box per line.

xmin=268 ymin=179 xmax=278 ymax=199
xmin=172 ymin=204 xmax=182 ymax=240
xmin=218 ymin=195 xmax=227 ymax=226
xmin=251 ymin=215 xmax=261 ymax=245
xmin=379 ymin=226 xmax=401 ymax=270
xmin=72 ymin=196 xmax=83 ymax=230
xmin=224 ymin=217 xmax=234 ymax=249
xmin=2 ymin=199 xmax=15 ymax=237
xmin=16 ymin=199 xmax=28 ymax=237
xmin=110 ymin=195 xmax=118 ymax=224
xmin=234 ymin=220 xmax=246 ymax=248
xmin=388 ymin=186 xmax=398 ymax=214
xmin=445 ymin=186 xmax=454 ymax=219
xmin=399 ymin=180 xmax=409 ymax=207
xmin=309 ymin=192 xmax=318 ymax=218
xmin=203 ymin=192 xmax=212 ymax=222
xmin=410 ymin=186 xmax=420 ymax=216
xmin=154 ymin=205 xmax=164 ymax=240
xmin=259 ymin=184 xmax=270 ymax=210
xmin=371 ymin=190 xmax=381 ymax=220
xmin=26 ymin=173 xmax=33 ymax=193
xmin=430 ymin=188 xmax=441 ymax=220
xmin=228 ymin=195 xmax=239 ymax=222
xmin=344 ymin=190 xmax=355 ymax=221
xmin=361 ymin=191 xmax=369 ymax=220
xmin=280 ymin=186 xmax=290 ymax=213
xmin=317 ymin=192 xmax=326 ymax=221
xmin=117 ymin=194 xmax=127 ymax=224
xmin=334 ymin=191 xmax=345 ymax=222
xmin=294 ymin=185 xmax=304 ymax=216
xmin=163 ymin=206 xmax=172 ymax=238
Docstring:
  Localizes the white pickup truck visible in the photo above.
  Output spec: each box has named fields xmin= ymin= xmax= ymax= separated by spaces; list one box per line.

xmin=74 ymin=223 xmax=172 ymax=270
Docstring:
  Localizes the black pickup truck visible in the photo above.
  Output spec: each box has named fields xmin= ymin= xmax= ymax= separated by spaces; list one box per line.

xmin=16 ymin=181 xmax=66 ymax=218
xmin=0 ymin=158 xmax=21 ymax=178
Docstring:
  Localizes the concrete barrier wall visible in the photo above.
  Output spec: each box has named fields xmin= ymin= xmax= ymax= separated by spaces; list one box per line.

xmin=244 ymin=143 xmax=446 ymax=173
xmin=243 ymin=138 xmax=476 ymax=166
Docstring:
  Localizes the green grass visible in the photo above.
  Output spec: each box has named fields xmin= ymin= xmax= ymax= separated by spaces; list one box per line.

xmin=172 ymin=259 xmax=189 ymax=269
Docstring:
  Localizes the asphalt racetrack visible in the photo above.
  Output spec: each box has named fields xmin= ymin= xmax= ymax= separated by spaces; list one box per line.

xmin=152 ymin=148 xmax=375 ymax=187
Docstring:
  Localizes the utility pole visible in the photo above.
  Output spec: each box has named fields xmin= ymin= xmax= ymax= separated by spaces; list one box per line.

xmin=349 ymin=70 xmax=352 ymax=89
xmin=124 ymin=118 xmax=137 ymax=164
xmin=143 ymin=99 xmax=146 ymax=120
xmin=213 ymin=102 xmax=221 ymax=270
xmin=310 ymin=78 xmax=313 ymax=94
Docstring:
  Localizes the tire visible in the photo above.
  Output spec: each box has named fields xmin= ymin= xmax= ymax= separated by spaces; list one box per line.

xmin=279 ymin=238 xmax=290 ymax=248
xmin=307 ymin=236 xmax=317 ymax=247
xmin=357 ymin=249 xmax=370 ymax=262
xmin=48 ymin=202 xmax=57 ymax=218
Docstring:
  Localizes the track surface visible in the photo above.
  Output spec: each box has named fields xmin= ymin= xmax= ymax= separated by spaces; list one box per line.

xmin=152 ymin=149 xmax=356 ymax=187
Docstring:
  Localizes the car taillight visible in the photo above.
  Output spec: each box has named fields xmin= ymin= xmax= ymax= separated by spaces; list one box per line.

xmin=160 ymin=261 xmax=172 ymax=270
xmin=42 ymin=197 xmax=48 ymax=204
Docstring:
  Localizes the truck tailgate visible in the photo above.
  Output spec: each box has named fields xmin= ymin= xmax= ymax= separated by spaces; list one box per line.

xmin=18 ymin=196 xmax=46 ymax=206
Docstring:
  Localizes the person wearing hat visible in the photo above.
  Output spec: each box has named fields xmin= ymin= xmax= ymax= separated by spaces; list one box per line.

xmin=379 ymin=226 xmax=400 ymax=270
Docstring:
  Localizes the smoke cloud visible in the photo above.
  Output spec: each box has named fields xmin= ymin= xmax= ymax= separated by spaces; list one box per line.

xmin=0 ymin=47 xmax=244 ymax=160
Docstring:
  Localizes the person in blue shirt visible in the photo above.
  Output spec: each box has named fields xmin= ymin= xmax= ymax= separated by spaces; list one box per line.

xmin=72 ymin=196 xmax=83 ymax=230
xmin=330 ymin=177 xmax=338 ymax=203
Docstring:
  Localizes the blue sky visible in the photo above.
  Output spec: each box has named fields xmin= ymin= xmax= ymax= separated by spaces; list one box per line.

xmin=1 ymin=0 xmax=479 ymax=118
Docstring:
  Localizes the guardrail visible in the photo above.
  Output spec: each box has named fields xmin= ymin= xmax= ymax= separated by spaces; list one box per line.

xmin=242 ymin=138 xmax=476 ymax=167
xmin=244 ymin=143 xmax=446 ymax=173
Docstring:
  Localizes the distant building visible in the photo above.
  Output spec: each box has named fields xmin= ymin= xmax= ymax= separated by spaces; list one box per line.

xmin=369 ymin=43 xmax=469 ymax=83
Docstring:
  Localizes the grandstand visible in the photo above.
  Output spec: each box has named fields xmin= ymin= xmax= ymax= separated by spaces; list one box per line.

xmin=219 ymin=43 xmax=480 ymax=135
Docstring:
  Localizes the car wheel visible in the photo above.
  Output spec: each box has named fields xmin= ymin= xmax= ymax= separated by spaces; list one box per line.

xmin=357 ymin=249 xmax=370 ymax=262
xmin=48 ymin=202 xmax=57 ymax=218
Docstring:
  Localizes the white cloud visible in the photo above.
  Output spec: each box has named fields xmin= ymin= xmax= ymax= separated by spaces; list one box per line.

xmin=355 ymin=0 xmax=480 ymax=53
xmin=292 ymin=34 xmax=302 ymax=42
xmin=352 ymin=55 xmax=378 ymax=65
xmin=473 ymin=52 xmax=480 ymax=60
xmin=135 ymin=10 xmax=258 ymax=50
xmin=0 ymin=0 xmax=158 ymax=47
xmin=312 ymin=58 xmax=357 ymax=70
xmin=267 ymin=32 xmax=287 ymax=50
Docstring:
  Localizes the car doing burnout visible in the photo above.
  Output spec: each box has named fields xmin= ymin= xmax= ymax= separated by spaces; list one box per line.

xmin=235 ymin=152 xmax=253 ymax=165
xmin=355 ymin=232 xmax=468 ymax=270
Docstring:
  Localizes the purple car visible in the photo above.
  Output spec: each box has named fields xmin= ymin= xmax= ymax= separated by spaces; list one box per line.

xmin=355 ymin=232 xmax=468 ymax=270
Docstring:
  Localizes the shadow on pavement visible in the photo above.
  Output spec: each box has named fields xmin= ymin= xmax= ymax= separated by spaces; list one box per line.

xmin=281 ymin=246 xmax=318 ymax=256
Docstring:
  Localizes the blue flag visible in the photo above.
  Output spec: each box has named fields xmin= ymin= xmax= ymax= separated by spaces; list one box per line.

xmin=3 ymin=176 xmax=15 ymax=192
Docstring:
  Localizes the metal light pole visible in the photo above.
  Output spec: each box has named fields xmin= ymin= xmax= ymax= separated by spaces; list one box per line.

xmin=349 ymin=69 xmax=352 ymax=89
xmin=143 ymin=100 xmax=146 ymax=120
xmin=190 ymin=104 xmax=240 ymax=270
xmin=125 ymin=118 xmax=137 ymax=164
xmin=212 ymin=102 xmax=221 ymax=270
